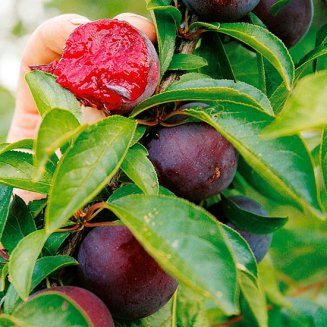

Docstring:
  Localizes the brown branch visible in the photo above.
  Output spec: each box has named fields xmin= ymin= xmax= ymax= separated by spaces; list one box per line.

xmin=57 ymin=230 xmax=84 ymax=258
xmin=288 ymin=278 xmax=327 ymax=297
xmin=158 ymin=14 xmax=201 ymax=93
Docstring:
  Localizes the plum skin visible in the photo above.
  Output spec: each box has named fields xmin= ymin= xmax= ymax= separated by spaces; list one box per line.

xmin=35 ymin=286 xmax=114 ymax=327
xmin=183 ymin=0 xmax=261 ymax=22
xmin=146 ymin=123 xmax=238 ymax=202
xmin=210 ymin=195 xmax=272 ymax=262
xmin=77 ymin=226 xmax=178 ymax=320
xmin=253 ymin=0 xmax=313 ymax=48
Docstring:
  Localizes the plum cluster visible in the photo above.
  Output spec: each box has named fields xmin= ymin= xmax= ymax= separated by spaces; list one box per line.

xmin=27 ymin=1 xmax=303 ymax=319
xmin=183 ymin=0 xmax=313 ymax=48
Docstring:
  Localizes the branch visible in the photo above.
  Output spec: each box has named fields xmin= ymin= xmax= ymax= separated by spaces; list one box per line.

xmin=158 ymin=14 xmax=201 ymax=93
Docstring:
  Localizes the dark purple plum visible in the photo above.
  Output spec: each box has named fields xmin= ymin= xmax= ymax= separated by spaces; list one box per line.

xmin=254 ymin=0 xmax=313 ymax=48
xmin=209 ymin=195 xmax=272 ymax=262
xmin=147 ymin=123 xmax=238 ymax=202
xmin=228 ymin=196 xmax=272 ymax=262
xmin=77 ymin=226 xmax=178 ymax=320
xmin=36 ymin=286 xmax=114 ymax=327
xmin=183 ymin=0 xmax=260 ymax=22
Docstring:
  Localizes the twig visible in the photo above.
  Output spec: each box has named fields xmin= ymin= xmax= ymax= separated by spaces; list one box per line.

xmin=57 ymin=230 xmax=84 ymax=258
xmin=158 ymin=14 xmax=201 ymax=93
xmin=288 ymin=278 xmax=327 ymax=297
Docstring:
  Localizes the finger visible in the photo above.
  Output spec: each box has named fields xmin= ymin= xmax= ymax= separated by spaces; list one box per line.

xmin=114 ymin=13 xmax=157 ymax=43
xmin=7 ymin=14 xmax=90 ymax=142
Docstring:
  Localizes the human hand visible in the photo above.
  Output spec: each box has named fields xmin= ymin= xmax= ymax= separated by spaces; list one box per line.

xmin=7 ymin=12 xmax=157 ymax=202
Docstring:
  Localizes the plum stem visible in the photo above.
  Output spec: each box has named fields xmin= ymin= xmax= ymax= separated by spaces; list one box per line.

xmin=83 ymin=221 xmax=119 ymax=228
xmin=137 ymin=118 xmax=159 ymax=126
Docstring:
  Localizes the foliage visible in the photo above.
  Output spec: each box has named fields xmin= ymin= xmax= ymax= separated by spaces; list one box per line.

xmin=0 ymin=0 xmax=326 ymax=326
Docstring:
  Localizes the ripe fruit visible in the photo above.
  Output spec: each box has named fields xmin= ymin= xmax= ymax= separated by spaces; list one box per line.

xmin=35 ymin=286 xmax=114 ymax=327
xmin=253 ymin=0 xmax=313 ymax=48
xmin=146 ymin=123 xmax=238 ymax=202
xmin=31 ymin=19 xmax=160 ymax=114
xmin=212 ymin=195 xmax=273 ymax=262
xmin=183 ymin=0 xmax=260 ymax=22
xmin=77 ymin=226 xmax=178 ymax=320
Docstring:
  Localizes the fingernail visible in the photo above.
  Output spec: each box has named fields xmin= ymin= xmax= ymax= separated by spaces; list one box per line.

xmin=70 ymin=18 xmax=91 ymax=25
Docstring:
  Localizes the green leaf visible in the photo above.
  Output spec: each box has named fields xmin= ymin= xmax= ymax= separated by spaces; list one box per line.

xmin=270 ymin=0 xmax=291 ymax=15
xmin=321 ymin=130 xmax=327 ymax=210
xmin=0 ymin=151 xmax=52 ymax=193
xmin=45 ymin=116 xmax=137 ymax=233
xmin=176 ymin=285 xmax=210 ymax=327
xmin=2 ymin=196 xmax=36 ymax=253
xmin=195 ymin=33 xmax=224 ymax=79
xmin=13 ymin=292 xmax=91 ymax=326
xmin=142 ymin=298 xmax=176 ymax=327
xmin=314 ymin=23 xmax=327 ymax=72
xmin=209 ymin=33 xmax=235 ymax=81
xmin=237 ymin=158 xmax=298 ymax=207
xmin=0 ymin=315 xmax=22 ymax=326
xmin=43 ymin=232 xmax=70 ymax=256
xmin=0 ymin=185 xmax=12 ymax=240
xmin=131 ymin=126 xmax=146 ymax=146
xmin=270 ymin=45 xmax=327 ymax=114
xmin=222 ymin=225 xmax=257 ymax=278
xmin=107 ymin=194 xmax=238 ymax=315
xmin=224 ymin=41 xmax=260 ymax=89
xmin=4 ymin=255 xmax=77 ymax=313
xmin=219 ymin=195 xmax=288 ymax=234
xmin=9 ymin=229 xmax=48 ymax=300
xmin=0 ymin=263 xmax=8 ymax=292
xmin=183 ymin=104 xmax=323 ymax=219
xmin=0 ymin=139 xmax=34 ymax=155
xmin=264 ymin=71 xmax=327 ymax=137
xmin=25 ymin=71 xmax=81 ymax=119
xmin=28 ymin=198 xmax=47 ymax=218
xmin=296 ymin=45 xmax=327 ymax=78
xmin=32 ymin=256 xmax=78 ymax=287
xmin=34 ymin=108 xmax=83 ymax=180
xmin=131 ymin=77 xmax=273 ymax=117
xmin=121 ymin=144 xmax=159 ymax=195
xmin=168 ymin=54 xmax=208 ymax=71
xmin=147 ymin=1 xmax=181 ymax=77
xmin=239 ymin=270 xmax=268 ymax=327
xmin=4 ymin=285 xmax=21 ymax=314
xmin=192 ymin=22 xmax=294 ymax=90
xmin=109 ymin=183 xmax=174 ymax=202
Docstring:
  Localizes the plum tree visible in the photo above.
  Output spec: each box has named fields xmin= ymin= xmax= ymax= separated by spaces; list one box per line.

xmin=183 ymin=0 xmax=260 ymax=22
xmin=147 ymin=123 xmax=238 ymax=202
xmin=77 ymin=226 xmax=178 ymax=320
xmin=253 ymin=0 xmax=313 ymax=48
xmin=31 ymin=19 xmax=160 ymax=114
xmin=211 ymin=196 xmax=273 ymax=262
xmin=35 ymin=286 xmax=114 ymax=327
